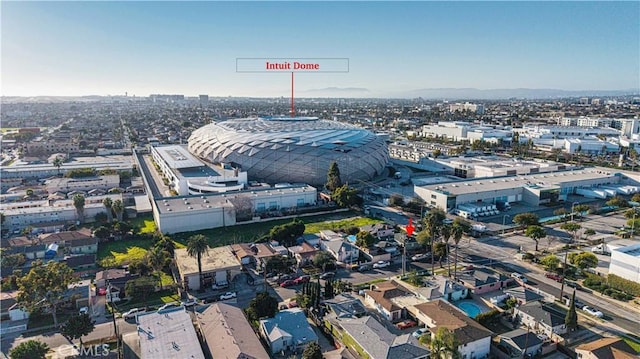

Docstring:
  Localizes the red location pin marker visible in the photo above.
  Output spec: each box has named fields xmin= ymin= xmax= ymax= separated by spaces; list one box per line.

xmin=406 ymin=218 xmax=415 ymax=236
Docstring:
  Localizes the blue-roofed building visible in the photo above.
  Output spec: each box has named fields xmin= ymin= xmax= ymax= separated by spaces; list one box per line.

xmin=259 ymin=308 xmax=318 ymax=355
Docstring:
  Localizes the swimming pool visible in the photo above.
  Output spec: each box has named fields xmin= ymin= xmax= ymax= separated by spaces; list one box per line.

xmin=455 ymin=300 xmax=484 ymax=318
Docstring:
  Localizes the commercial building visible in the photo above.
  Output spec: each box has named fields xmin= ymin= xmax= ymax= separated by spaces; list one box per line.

xmin=608 ymin=243 xmax=640 ymax=283
xmin=419 ymin=121 xmax=511 ymax=143
xmin=44 ymin=175 xmax=120 ymax=194
xmin=188 ymin=116 xmax=388 ymax=185
xmin=25 ymin=140 xmax=79 ymax=155
xmin=427 ymin=156 xmax=572 ymax=179
xmin=414 ymin=168 xmax=638 ymax=211
xmin=0 ymin=155 xmax=134 ymax=180
xmin=153 ymin=184 xmax=317 ymax=233
xmin=150 ymin=144 xmax=247 ymax=195
xmin=174 ymin=246 xmax=241 ymax=291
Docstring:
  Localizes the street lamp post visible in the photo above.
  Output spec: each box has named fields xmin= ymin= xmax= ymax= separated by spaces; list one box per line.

xmin=502 ymin=215 xmax=510 ymax=235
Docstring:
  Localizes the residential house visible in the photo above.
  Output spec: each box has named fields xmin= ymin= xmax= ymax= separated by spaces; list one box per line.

xmin=364 ymin=281 xmax=411 ymax=322
xmin=300 ymin=233 xmax=321 ymax=247
xmin=319 ymin=230 xmax=343 ymax=241
xmin=39 ymin=229 xmax=98 ymax=254
xmin=414 ymin=300 xmax=493 ymax=359
xmin=95 ymin=268 xmax=138 ymax=289
xmin=337 ymin=316 xmax=430 ymax=359
xmin=323 ymin=294 xmax=368 ymax=319
xmin=512 ymin=301 xmax=567 ymax=338
xmin=360 ymin=223 xmax=395 ymax=239
xmin=6 ymin=236 xmax=47 ymax=260
xmin=575 ymin=338 xmax=638 ymax=359
xmin=457 ymin=267 xmax=513 ymax=294
xmin=64 ymin=254 xmax=96 ymax=270
xmin=231 ymin=242 xmax=278 ymax=267
xmin=288 ymin=242 xmax=319 ymax=267
xmin=321 ymin=239 xmax=360 ymax=264
xmin=199 ymin=303 xmax=270 ymax=359
xmin=414 ymin=276 xmax=469 ymax=302
xmin=64 ymin=281 xmax=91 ymax=310
xmin=174 ymin=246 xmax=242 ymax=291
xmin=497 ymin=329 xmax=544 ymax=358
xmin=503 ymin=287 xmax=544 ymax=305
xmin=0 ymin=291 xmax=29 ymax=322
xmin=259 ymin=308 xmax=318 ymax=355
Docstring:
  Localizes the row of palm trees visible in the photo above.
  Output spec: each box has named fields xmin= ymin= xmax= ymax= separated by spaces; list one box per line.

xmin=417 ymin=208 xmax=471 ymax=280
xmin=70 ymin=194 xmax=124 ymax=224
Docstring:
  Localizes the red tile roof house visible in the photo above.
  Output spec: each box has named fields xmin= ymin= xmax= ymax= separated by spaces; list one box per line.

xmin=364 ymin=281 xmax=412 ymax=322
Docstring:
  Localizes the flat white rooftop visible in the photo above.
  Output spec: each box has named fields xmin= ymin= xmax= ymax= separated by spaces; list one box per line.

xmin=154 ymin=145 xmax=203 ymax=169
xmin=175 ymin=246 xmax=241 ymax=276
xmin=137 ymin=309 xmax=204 ymax=359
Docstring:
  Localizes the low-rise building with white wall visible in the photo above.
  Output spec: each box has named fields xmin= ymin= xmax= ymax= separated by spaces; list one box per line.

xmin=608 ymin=243 xmax=640 ymax=283
xmin=44 ymin=175 xmax=120 ymax=194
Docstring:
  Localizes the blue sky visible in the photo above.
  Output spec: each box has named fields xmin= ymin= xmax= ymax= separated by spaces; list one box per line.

xmin=2 ymin=1 xmax=638 ymax=97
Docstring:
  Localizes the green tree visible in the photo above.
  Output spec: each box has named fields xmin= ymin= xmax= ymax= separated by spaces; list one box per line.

xmin=332 ymin=185 xmax=362 ymax=208
xmin=440 ymin=224 xmax=453 ymax=276
xmin=553 ymin=208 xmax=567 ymax=218
xmin=432 ymin=149 xmax=442 ymax=158
xmin=61 ymin=313 xmax=95 ymax=347
xmin=154 ymin=235 xmax=176 ymax=256
xmin=93 ymin=226 xmax=111 ymax=241
xmin=302 ymin=342 xmax=323 ymax=359
xmin=186 ymin=234 xmax=209 ymax=290
xmin=606 ymin=195 xmax=629 ymax=208
xmin=18 ymin=260 xmax=75 ymax=326
xmin=53 ymin=156 xmax=64 ymax=176
xmin=561 ymin=222 xmax=582 ymax=242
xmin=267 ymin=219 xmax=305 ymax=247
xmin=423 ymin=208 xmax=446 ymax=274
xmin=264 ymin=255 xmax=291 ymax=273
xmin=325 ymin=161 xmax=342 ymax=193
xmin=9 ymin=340 xmax=49 ymax=359
xmin=102 ymin=197 xmax=113 ymax=223
xmin=632 ymin=193 xmax=640 ymax=203
xmin=525 ymin=225 xmax=547 ymax=252
xmin=583 ymin=228 xmax=596 ymax=242
xmin=512 ymin=212 xmax=539 ymax=229
xmin=452 ymin=219 xmax=470 ymax=280
xmin=540 ymin=254 xmax=561 ymax=272
xmin=111 ymin=199 xmax=124 ymax=222
xmin=355 ymin=231 xmax=375 ymax=248
xmin=147 ymin=247 xmax=169 ymax=289
xmin=246 ymin=292 xmax=278 ymax=321
xmin=565 ymin=290 xmax=578 ymax=331
xmin=569 ymin=252 xmax=598 ymax=270
xmin=312 ymin=251 xmax=335 ymax=272
xmin=430 ymin=327 xmax=461 ymax=359
xmin=72 ymin=194 xmax=85 ymax=224
xmin=124 ymin=276 xmax=156 ymax=308
xmin=434 ymin=242 xmax=448 ymax=268
xmin=389 ymin=193 xmax=404 ymax=207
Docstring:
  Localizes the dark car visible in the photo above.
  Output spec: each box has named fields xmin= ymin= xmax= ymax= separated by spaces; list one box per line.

xmin=565 ymin=280 xmax=582 ymax=290
xmin=319 ymin=272 xmax=335 ymax=280
xmin=280 ymin=280 xmax=295 ymax=288
xmin=276 ymin=274 xmax=293 ymax=284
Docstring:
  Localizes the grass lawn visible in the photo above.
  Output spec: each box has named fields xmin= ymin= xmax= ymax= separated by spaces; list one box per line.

xmin=115 ymin=290 xmax=181 ymax=311
xmin=624 ymin=337 xmax=640 ymax=354
xmin=97 ymin=238 xmax=183 ymax=264
xmin=129 ymin=214 xmax=157 ymax=234
xmin=171 ymin=211 xmax=382 ymax=247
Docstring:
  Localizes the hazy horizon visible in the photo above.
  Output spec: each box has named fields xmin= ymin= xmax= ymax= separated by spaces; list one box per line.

xmin=2 ymin=2 xmax=639 ymax=97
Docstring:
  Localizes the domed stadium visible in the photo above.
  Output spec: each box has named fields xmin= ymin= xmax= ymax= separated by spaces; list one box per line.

xmin=188 ymin=117 xmax=389 ymax=185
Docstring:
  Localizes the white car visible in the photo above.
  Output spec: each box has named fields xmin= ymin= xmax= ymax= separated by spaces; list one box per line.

xmin=412 ymin=327 xmax=429 ymax=338
xmin=511 ymin=272 xmax=528 ymax=283
xmin=373 ymin=260 xmax=390 ymax=269
xmin=123 ymin=308 xmax=145 ymax=320
xmin=219 ymin=292 xmax=237 ymax=301
xmin=157 ymin=302 xmax=181 ymax=311
xmin=181 ymin=298 xmax=199 ymax=307
xmin=79 ymin=307 xmax=89 ymax=315
xmin=411 ymin=253 xmax=430 ymax=262
xmin=583 ymin=306 xmax=604 ymax=318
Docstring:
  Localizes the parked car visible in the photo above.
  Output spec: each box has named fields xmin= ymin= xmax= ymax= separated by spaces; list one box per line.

xmin=545 ymin=273 xmax=563 ymax=282
xmin=293 ymin=275 xmax=310 ymax=285
xmin=79 ymin=307 xmax=89 ymax=315
xmin=157 ymin=302 xmax=180 ymax=311
xmin=319 ymin=272 xmax=335 ymax=280
xmin=412 ymin=327 xmax=428 ymax=338
xmin=280 ymin=280 xmax=296 ymax=288
xmin=357 ymin=264 xmax=373 ymax=272
xmin=411 ymin=253 xmax=430 ymax=262
xmin=511 ymin=272 xmax=528 ymax=283
xmin=565 ymin=280 xmax=582 ymax=290
xmin=123 ymin=308 xmax=145 ymax=320
xmin=212 ymin=282 xmax=229 ymax=290
xmin=373 ymin=260 xmax=391 ymax=269
xmin=276 ymin=274 xmax=293 ymax=284
xmin=562 ymin=295 xmax=585 ymax=309
xmin=583 ymin=306 xmax=604 ymax=318
xmin=219 ymin=292 xmax=237 ymax=301
xmin=396 ymin=320 xmax=417 ymax=329
xmin=181 ymin=298 xmax=199 ymax=307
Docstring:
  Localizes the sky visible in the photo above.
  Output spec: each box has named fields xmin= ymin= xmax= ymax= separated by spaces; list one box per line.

xmin=2 ymin=1 xmax=639 ymax=97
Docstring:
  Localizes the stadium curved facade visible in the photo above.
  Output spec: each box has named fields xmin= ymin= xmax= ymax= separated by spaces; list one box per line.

xmin=188 ymin=117 xmax=389 ymax=185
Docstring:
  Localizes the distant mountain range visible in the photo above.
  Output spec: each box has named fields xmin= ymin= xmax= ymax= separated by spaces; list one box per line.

xmin=394 ymin=87 xmax=640 ymax=100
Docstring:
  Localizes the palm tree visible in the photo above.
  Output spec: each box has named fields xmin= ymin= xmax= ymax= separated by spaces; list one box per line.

xmin=147 ymin=247 xmax=168 ymax=290
xmin=111 ymin=199 xmax=124 ymax=222
xmin=451 ymin=220 xmax=466 ymax=280
xmin=72 ymin=194 xmax=85 ymax=224
xmin=53 ymin=156 xmax=63 ymax=176
xmin=102 ymin=197 xmax=113 ymax=223
xmin=440 ymin=224 xmax=452 ymax=276
xmin=187 ymin=234 xmax=209 ymax=290
xmin=423 ymin=208 xmax=446 ymax=275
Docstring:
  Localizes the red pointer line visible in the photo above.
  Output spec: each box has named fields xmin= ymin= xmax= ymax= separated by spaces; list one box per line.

xmin=291 ymin=72 xmax=295 ymax=118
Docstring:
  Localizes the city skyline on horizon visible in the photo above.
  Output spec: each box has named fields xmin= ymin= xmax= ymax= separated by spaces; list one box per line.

xmin=2 ymin=1 xmax=639 ymax=98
